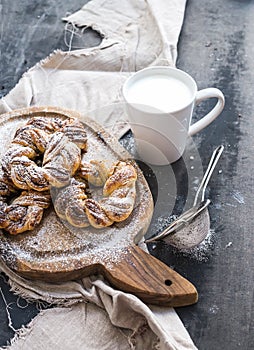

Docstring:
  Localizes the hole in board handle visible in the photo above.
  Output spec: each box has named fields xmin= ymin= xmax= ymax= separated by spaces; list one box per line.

xmin=165 ymin=279 xmax=172 ymax=286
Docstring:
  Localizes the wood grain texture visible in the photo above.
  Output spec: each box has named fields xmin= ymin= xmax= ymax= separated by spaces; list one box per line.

xmin=0 ymin=106 xmax=197 ymax=307
xmin=103 ymin=245 xmax=198 ymax=307
xmin=16 ymin=245 xmax=198 ymax=307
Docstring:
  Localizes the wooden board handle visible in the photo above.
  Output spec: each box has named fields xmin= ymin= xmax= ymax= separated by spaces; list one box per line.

xmin=102 ymin=245 xmax=198 ymax=307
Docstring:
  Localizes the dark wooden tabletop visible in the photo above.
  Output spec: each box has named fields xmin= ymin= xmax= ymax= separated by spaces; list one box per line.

xmin=0 ymin=0 xmax=253 ymax=349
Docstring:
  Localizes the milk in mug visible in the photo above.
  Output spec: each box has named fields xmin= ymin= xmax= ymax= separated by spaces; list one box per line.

xmin=125 ymin=74 xmax=193 ymax=113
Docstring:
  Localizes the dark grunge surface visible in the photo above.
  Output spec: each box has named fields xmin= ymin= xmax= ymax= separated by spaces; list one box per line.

xmin=0 ymin=1 xmax=253 ymax=349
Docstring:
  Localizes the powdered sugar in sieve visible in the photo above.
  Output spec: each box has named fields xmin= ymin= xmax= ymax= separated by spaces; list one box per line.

xmin=163 ymin=206 xmax=210 ymax=249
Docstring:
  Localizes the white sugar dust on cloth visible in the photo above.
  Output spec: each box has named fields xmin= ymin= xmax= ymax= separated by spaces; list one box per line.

xmin=0 ymin=0 xmax=198 ymax=349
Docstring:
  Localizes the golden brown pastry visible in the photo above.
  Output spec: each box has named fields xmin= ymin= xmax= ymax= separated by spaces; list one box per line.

xmin=12 ymin=190 xmax=51 ymax=208
xmin=53 ymin=177 xmax=89 ymax=227
xmin=13 ymin=126 xmax=50 ymax=153
xmin=6 ymin=205 xmax=44 ymax=235
xmin=79 ymin=159 xmax=108 ymax=187
xmin=0 ymin=115 xmax=89 ymax=235
xmin=84 ymin=199 xmax=113 ymax=228
xmin=0 ymin=173 xmax=18 ymax=197
xmin=1 ymin=145 xmax=37 ymax=178
xmin=0 ymin=199 xmax=9 ymax=229
xmin=62 ymin=118 xmax=87 ymax=150
xmin=83 ymin=161 xmax=137 ymax=227
xmin=0 ymin=190 xmax=51 ymax=235
xmin=0 ymin=115 xmax=138 ymax=234
xmin=10 ymin=156 xmax=49 ymax=191
xmin=100 ymin=182 xmax=136 ymax=222
xmin=53 ymin=161 xmax=138 ymax=229
xmin=103 ymin=161 xmax=137 ymax=196
xmin=25 ymin=116 xmax=67 ymax=134
xmin=53 ymin=161 xmax=137 ymax=229
xmin=43 ymin=132 xmax=81 ymax=187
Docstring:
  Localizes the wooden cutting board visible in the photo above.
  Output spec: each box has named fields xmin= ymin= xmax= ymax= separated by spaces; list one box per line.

xmin=0 ymin=107 xmax=198 ymax=307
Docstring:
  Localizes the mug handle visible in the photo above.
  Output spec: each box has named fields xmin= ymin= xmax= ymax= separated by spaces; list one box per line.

xmin=188 ymin=88 xmax=225 ymax=137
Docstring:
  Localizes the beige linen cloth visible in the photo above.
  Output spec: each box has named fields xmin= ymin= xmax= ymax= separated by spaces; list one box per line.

xmin=0 ymin=0 xmax=198 ymax=349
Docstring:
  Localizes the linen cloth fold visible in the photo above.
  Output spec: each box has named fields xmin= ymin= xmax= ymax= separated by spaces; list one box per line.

xmin=0 ymin=0 xmax=187 ymax=137
xmin=0 ymin=0 xmax=198 ymax=349
xmin=0 ymin=259 xmax=197 ymax=350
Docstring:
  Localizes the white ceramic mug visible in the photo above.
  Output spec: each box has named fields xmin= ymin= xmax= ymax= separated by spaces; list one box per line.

xmin=122 ymin=66 xmax=225 ymax=165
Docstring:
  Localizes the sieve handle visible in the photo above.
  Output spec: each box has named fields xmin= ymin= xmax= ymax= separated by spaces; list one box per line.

xmin=193 ymin=145 xmax=224 ymax=205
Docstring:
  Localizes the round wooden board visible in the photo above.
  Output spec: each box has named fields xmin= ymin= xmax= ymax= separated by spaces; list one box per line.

xmin=0 ymin=107 xmax=154 ymax=281
xmin=0 ymin=107 xmax=198 ymax=307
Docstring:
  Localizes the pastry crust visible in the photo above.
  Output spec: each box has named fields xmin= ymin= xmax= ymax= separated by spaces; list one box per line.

xmin=84 ymin=199 xmax=113 ymax=228
xmin=103 ymin=161 xmax=137 ymax=196
xmin=54 ymin=177 xmax=89 ymax=228
xmin=0 ymin=114 xmax=138 ymax=234
xmin=53 ymin=161 xmax=137 ymax=229
xmin=0 ymin=115 xmax=87 ymax=234
xmin=0 ymin=190 xmax=51 ymax=235
xmin=43 ymin=132 xmax=81 ymax=187
xmin=62 ymin=118 xmax=87 ymax=150
xmin=10 ymin=156 xmax=49 ymax=191
xmin=79 ymin=159 xmax=108 ymax=187
xmin=100 ymin=183 xmax=136 ymax=222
